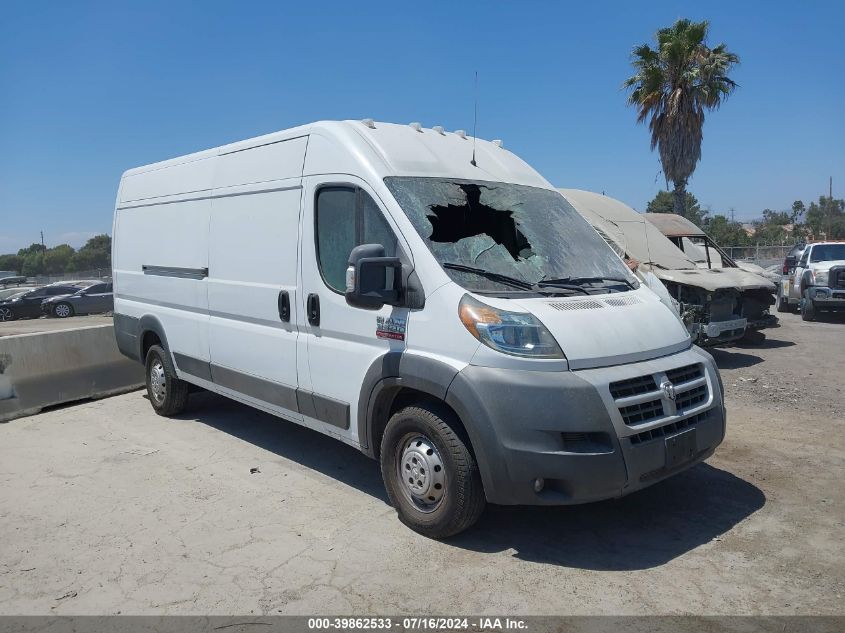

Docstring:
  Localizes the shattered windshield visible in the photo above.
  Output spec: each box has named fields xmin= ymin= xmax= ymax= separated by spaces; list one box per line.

xmin=384 ymin=177 xmax=637 ymax=293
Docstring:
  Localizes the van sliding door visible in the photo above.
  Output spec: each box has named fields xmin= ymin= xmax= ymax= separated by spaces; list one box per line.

xmin=206 ymin=137 xmax=308 ymax=421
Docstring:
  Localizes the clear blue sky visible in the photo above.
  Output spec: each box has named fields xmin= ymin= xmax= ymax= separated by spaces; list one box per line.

xmin=1 ymin=0 xmax=843 ymax=253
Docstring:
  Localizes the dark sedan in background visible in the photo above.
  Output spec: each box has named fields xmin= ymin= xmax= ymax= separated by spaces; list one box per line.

xmin=41 ymin=282 xmax=114 ymax=318
xmin=0 ymin=284 xmax=84 ymax=321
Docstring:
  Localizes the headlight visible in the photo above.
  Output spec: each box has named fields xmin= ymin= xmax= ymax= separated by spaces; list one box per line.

xmin=812 ymin=270 xmax=829 ymax=286
xmin=458 ymin=294 xmax=564 ymax=359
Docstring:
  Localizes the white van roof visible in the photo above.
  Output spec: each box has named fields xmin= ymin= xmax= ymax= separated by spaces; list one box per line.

xmin=121 ymin=120 xmax=550 ymax=189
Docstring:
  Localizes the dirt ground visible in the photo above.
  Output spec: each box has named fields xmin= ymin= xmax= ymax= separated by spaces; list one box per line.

xmin=0 ymin=312 xmax=842 ymax=615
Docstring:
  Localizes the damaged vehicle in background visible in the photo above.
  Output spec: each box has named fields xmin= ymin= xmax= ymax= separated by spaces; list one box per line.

xmin=644 ymin=212 xmax=782 ymax=284
xmin=559 ymin=189 xmax=778 ymax=345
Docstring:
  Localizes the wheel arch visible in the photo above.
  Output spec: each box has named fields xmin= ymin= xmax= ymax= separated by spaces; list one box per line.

xmin=358 ymin=352 xmax=496 ymax=499
xmin=359 ymin=353 xmax=469 ymax=458
xmin=800 ymin=269 xmax=814 ymax=294
xmin=138 ymin=314 xmax=172 ymax=363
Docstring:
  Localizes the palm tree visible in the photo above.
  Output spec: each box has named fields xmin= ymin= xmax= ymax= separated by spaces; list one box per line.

xmin=624 ymin=19 xmax=740 ymax=216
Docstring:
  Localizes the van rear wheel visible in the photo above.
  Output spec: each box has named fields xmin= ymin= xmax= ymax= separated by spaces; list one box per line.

xmin=145 ymin=344 xmax=189 ymax=416
xmin=380 ymin=403 xmax=485 ymax=538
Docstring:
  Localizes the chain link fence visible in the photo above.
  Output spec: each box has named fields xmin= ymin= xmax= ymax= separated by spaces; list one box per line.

xmin=723 ymin=245 xmax=792 ymax=271
xmin=29 ymin=269 xmax=112 ymax=285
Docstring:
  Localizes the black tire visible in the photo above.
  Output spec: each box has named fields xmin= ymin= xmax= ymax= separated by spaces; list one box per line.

xmin=0 ymin=306 xmax=14 ymax=322
xmin=52 ymin=302 xmax=74 ymax=318
xmin=380 ymin=402 xmax=485 ymax=538
xmin=801 ymin=290 xmax=816 ymax=322
xmin=144 ymin=344 xmax=189 ymax=416
xmin=776 ymin=288 xmax=789 ymax=313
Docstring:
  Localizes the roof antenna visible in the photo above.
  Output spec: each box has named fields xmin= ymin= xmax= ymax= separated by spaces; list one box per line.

xmin=470 ymin=71 xmax=478 ymax=167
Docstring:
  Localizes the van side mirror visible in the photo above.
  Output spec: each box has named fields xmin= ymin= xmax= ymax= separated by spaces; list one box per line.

xmin=345 ymin=244 xmax=403 ymax=310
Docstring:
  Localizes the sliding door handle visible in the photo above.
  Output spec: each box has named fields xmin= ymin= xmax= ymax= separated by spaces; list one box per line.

xmin=278 ymin=290 xmax=290 ymax=322
xmin=307 ymin=293 xmax=320 ymax=326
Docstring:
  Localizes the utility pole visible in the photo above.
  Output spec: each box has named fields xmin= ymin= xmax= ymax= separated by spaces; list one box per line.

xmin=40 ymin=231 xmax=44 ymax=248
xmin=829 ymin=176 xmax=834 ymax=239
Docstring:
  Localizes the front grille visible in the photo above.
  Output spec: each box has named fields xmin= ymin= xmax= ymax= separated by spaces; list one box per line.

xmin=618 ymin=399 xmax=664 ymax=425
xmin=609 ymin=362 xmax=711 ymax=427
xmin=665 ymin=363 xmax=702 ymax=385
xmin=675 ymin=384 xmax=707 ymax=410
xmin=609 ymin=375 xmax=657 ymax=398
xmin=629 ymin=410 xmax=711 ymax=445
xmin=831 ymin=266 xmax=845 ymax=290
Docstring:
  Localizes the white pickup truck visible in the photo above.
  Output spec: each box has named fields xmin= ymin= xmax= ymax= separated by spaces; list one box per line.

xmin=783 ymin=242 xmax=845 ymax=321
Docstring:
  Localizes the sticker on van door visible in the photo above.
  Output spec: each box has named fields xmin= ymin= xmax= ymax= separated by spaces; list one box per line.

xmin=376 ymin=316 xmax=406 ymax=341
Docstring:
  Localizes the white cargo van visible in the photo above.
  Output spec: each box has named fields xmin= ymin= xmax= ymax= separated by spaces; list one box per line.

xmin=112 ymin=120 xmax=726 ymax=537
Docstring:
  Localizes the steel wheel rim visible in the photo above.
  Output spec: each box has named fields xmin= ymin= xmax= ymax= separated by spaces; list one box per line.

xmin=55 ymin=304 xmax=70 ymax=318
xmin=396 ymin=434 xmax=447 ymax=513
xmin=149 ymin=358 xmax=166 ymax=404
xmin=0 ymin=307 xmax=11 ymax=321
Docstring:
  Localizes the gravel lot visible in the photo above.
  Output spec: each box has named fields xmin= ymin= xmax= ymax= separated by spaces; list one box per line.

xmin=0 ymin=312 xmax=842 ymax=615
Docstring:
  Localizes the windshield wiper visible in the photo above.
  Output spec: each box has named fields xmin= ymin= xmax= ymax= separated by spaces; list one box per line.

xmin=542 ymin=276 xmax=636 ymax=290
xmin=442 ymin=263 xmax=534 ymax=290
xmin=534 ymin=279 xmax=591 ymax=295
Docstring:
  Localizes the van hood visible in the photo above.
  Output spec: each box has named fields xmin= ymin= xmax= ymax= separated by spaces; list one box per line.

xmin=645 ymin=264 xmax=776 ymax=293
xmin=509 ymin=288 xmax=691 ymax=370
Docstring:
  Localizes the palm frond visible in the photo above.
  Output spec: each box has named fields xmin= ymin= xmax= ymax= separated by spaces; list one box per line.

xmin=623 ymin=18 xmax=738 ymax=194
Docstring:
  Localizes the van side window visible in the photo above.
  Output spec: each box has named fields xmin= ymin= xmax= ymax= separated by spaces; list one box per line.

xmin=316 ymin=187 xmax=397 ymax=293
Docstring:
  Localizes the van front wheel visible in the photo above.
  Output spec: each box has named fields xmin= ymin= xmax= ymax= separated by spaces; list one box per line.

xmin=380 ymin=403 xmax=485 ymax=538
xmin=144 ymin=344 xmax=189 ymax=416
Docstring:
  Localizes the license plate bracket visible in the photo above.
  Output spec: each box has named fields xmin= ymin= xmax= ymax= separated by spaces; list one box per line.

xmin=665 ymin=428 xmax=697 ymax=469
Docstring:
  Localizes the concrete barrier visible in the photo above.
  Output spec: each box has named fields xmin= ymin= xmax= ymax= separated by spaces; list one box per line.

xmin=0 ymin=324 xmax=144 ymax=422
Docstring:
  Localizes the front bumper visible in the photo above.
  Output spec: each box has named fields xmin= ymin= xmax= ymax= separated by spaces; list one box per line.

xmin=446 ymin=347 xmax=725 ymax=505
xmin=808 ymin=287 xmax=845 ymax=309
xmin=694 ymin=318 xmax=746 ymax=346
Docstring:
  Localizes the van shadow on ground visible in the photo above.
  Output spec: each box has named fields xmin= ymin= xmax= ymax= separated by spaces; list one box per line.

xmin=182 ymin=392 xmax=765 ymax=571
xmin=710 ymin=335 xmax=795 ymax=369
